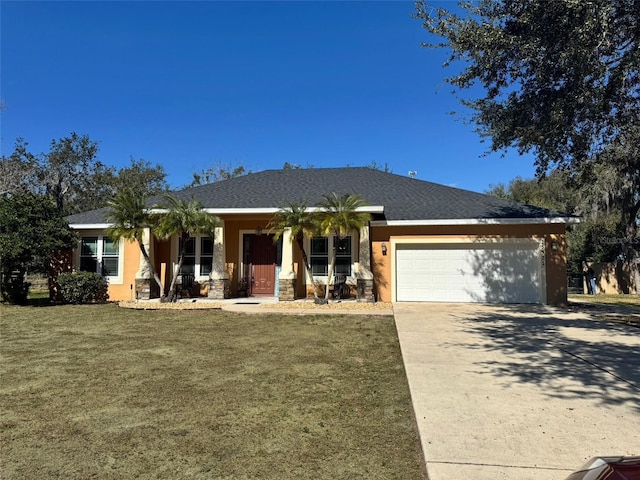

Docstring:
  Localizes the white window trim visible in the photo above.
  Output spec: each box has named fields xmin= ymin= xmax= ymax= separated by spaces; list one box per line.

xmin=306 ymin=234 xmax=356 ymax=283
xmin=171 ymin=235 xmax=214 ymax=281
xmin=75 ymin=232 xmax=124 ymax=285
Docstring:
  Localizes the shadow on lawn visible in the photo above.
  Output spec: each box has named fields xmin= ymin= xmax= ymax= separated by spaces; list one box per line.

xmin=452 ymin=304 xmax=640 ymax=413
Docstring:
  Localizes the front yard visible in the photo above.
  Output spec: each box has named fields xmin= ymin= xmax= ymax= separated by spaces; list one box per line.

xmin=569 ymin=293 xmax=640 ymax=328
xmin=0 ymin=304 xmax=425 ymax=479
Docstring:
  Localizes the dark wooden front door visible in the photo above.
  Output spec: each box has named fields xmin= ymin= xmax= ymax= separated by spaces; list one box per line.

xmin=244 ymin=234 xmax=276 ymax=296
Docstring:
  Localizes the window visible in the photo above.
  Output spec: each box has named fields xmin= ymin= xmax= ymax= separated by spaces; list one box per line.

xmin=79 ymin=236 xmax=120 ymax=278
xmin=310 ymin=237 xmax=328 ymax=276
xmin=177 ymin=235 xmax=214 ymax=277
xmin=200 ymin=237 xmax=213 ymax=275
xmin=178 ymin=238 xmax=196 ymax=275
xmin=309 ymin=235 xmax=353 ymax=277
xmin=80 ymin=237 xmax=98 ymax=274
xmin=101 ymin=238 xmax=119 ymax=276
xmin=334 ymin=236 xmax=352 ymax=276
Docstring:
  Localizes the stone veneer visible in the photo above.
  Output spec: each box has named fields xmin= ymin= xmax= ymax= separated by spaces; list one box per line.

xmin=208 ymin=278 xmax=230 ymax=299
xmin=135 ymin=278 xmax=159 ymax=300
xmin=357 ymin=278 xmax=375 ymax=302
xmin=278 ymin=278 xmax=296 ymax=301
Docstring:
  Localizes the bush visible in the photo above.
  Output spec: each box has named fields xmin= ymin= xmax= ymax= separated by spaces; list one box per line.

xmin=58 ymin=271 xmax=109 ymax=304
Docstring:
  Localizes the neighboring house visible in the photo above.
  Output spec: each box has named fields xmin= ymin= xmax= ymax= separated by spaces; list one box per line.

xmin=67 ymin=167 xmax=579 ymax=305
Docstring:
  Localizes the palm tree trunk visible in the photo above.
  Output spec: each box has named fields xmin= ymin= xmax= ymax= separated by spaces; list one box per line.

xmin=295 ymin=233 xmax=319 ymax=299
xmin=167 ymin=257 xmax=184 ymax=302
xmin=324 ymin=250 xmax=337 ymax=301
xmin=167 ymin=233 xmax=188 ymax=302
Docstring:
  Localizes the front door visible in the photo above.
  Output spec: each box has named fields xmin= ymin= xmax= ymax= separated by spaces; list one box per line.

xmin=243 ymin=234 xmax=277 ymax=296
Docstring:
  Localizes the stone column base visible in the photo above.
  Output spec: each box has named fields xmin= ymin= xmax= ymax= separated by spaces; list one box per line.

xmin=357 ymin=278 xmax=375 ymax=303
xmin=135 ymin=278 xmax=159 ymax=300
xmin=278 ymin=278 xmax=296 ymax=301
xmin=208 ymin=278 xmax=230 ymax=299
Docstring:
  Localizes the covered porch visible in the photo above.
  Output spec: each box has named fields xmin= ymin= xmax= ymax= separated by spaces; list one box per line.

xmin=135 ymin=216 xmax=376 ymax=302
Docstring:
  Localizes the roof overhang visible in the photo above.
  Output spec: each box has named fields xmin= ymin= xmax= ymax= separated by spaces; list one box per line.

xmin=147 ymin=206 xmax=385 ymax=215
xmin=370 ymin=217 xmax=581 ymax=227
xmin=69 ymin=223 xmax=114 ymax=230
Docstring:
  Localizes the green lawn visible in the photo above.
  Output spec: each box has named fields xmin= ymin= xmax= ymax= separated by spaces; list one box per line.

xmin=0 ymin=304 xmax=425 ymax=480
xmin=569 ymin=293 xmax=640 ymax=309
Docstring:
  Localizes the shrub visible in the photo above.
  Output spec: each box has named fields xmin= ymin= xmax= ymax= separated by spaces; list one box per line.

xmin=58 ymin=271 xmax=109 ymax=304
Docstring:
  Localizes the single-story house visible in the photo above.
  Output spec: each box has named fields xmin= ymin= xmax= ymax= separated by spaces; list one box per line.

xmin=67 ymin=167 xmax=578 ymax=305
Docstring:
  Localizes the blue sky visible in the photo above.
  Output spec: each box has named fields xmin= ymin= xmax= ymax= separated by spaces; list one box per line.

xmin=1 ymin=1 xmax=536 ymax=192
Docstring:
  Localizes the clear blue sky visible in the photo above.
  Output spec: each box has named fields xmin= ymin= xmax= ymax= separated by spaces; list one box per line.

xmin=1 ymin=1 xmax=536 ymax=192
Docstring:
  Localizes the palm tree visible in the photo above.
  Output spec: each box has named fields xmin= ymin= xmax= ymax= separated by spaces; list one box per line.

xmin=107 ymin=190 xmax=164 ymax=296
xmin=267 ymin=202 xmax=322 ymax=300
xmin=318 ymin=193 xmax=370 ymax=301
xmin=152 ymin=194 xmax=221 ymax=301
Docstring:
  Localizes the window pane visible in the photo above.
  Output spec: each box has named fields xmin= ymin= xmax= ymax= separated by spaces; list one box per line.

xmin=103 ymin=238 xmax=118 ymax=255
xmin=80 ymin=257 xmax=98 ymax=273
xmin=311 ymin=237 xmax=328 ymax=255
xmin=200 ymin=258 xmax=213 ymax=276
xmin=180 ymin=257 xmax=195 ymax=275
xmin=311 ymin=258 xmax=328 ymax=276
xmin=102 ymin=258 xmax=119 ymax=277
xmin=335 ymin=257 xmax=351 ymax=276
xmin=201 ymin=237 xmax=213 ymax=255
xmin=335 ymin=236 xmax=351 ymax=255
xmin=81 ymin=237 xmax=98 ymax=256
xmin=179 ymin=238 xmax=196 ymax=255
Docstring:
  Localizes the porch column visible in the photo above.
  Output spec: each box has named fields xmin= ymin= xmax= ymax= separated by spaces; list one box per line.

xmin=135 ymin=228 xmax=159 ymax=299
xmin=278 ymin=228 xmax=296 ymax=301
xmin=356 ymin=224 xmax=375 ymax=302
xmin=208 ymin=222 xmax=230 ymax=299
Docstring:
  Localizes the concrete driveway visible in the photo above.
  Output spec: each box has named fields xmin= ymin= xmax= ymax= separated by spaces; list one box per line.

xmin=393 ymin=303 xmax=640 ymax=480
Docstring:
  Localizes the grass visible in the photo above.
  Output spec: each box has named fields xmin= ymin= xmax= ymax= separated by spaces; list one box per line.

xmin=568 ymin=294 xmax=640 ymax=328
xmin=568 ymin=293 xmax=640 ymax=309
xmin=0 ymin=303 xmax=425 ymax=480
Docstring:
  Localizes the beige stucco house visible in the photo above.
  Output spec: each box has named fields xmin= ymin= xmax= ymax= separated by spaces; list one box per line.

xmin=67 ymin=167 xmax=579 ymax=305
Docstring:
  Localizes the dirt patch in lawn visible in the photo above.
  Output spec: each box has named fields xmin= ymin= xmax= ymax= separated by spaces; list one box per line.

xmin=0 ymin=304 xmax=425 ymax=479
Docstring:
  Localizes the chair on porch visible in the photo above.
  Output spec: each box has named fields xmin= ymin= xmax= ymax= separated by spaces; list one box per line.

xmin=177 ymin=273 xmax=195 ymax=299
xmin=331 ymin=275 xmax=350 ymax=299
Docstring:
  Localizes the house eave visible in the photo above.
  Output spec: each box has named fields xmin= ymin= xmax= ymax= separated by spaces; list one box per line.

xmin=69 ymin=223 xmax=114 ymax=230
xmin=370 ymin=217 xmax=581 ymax=227
xmin=147 ymin=206 xmax=385 ymax=215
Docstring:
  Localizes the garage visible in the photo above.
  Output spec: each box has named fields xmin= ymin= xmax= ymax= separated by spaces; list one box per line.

xmin=395 ymin=241 xmax=544 ymax=303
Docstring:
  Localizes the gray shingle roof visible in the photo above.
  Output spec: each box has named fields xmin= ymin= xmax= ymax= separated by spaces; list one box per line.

xmin=67 ymin=207 xmax=112 ymax=225
xmin=68 ymin=167 xmax=573 ymax=225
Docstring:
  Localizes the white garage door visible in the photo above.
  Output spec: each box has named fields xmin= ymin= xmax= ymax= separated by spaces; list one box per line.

xmin=395 ymin=242 xmax=543 ymax=303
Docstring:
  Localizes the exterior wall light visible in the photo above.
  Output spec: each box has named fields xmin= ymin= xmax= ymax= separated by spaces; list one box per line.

xmin=381 ymin=243 xmax=387 ymax=256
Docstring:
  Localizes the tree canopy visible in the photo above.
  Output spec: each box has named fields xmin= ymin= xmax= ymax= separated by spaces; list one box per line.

xmin=416 ymin=0 xmax=639 ymax=170
xmin=0 ymin=193 xmax=77 ymax=303
xmin=189 ymin=162 xmax=251 ymax=187
xmin=0 ymin=135 xmax=169 ymax=214
xmin=417 ymin=0 xmax=640 ymax=288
